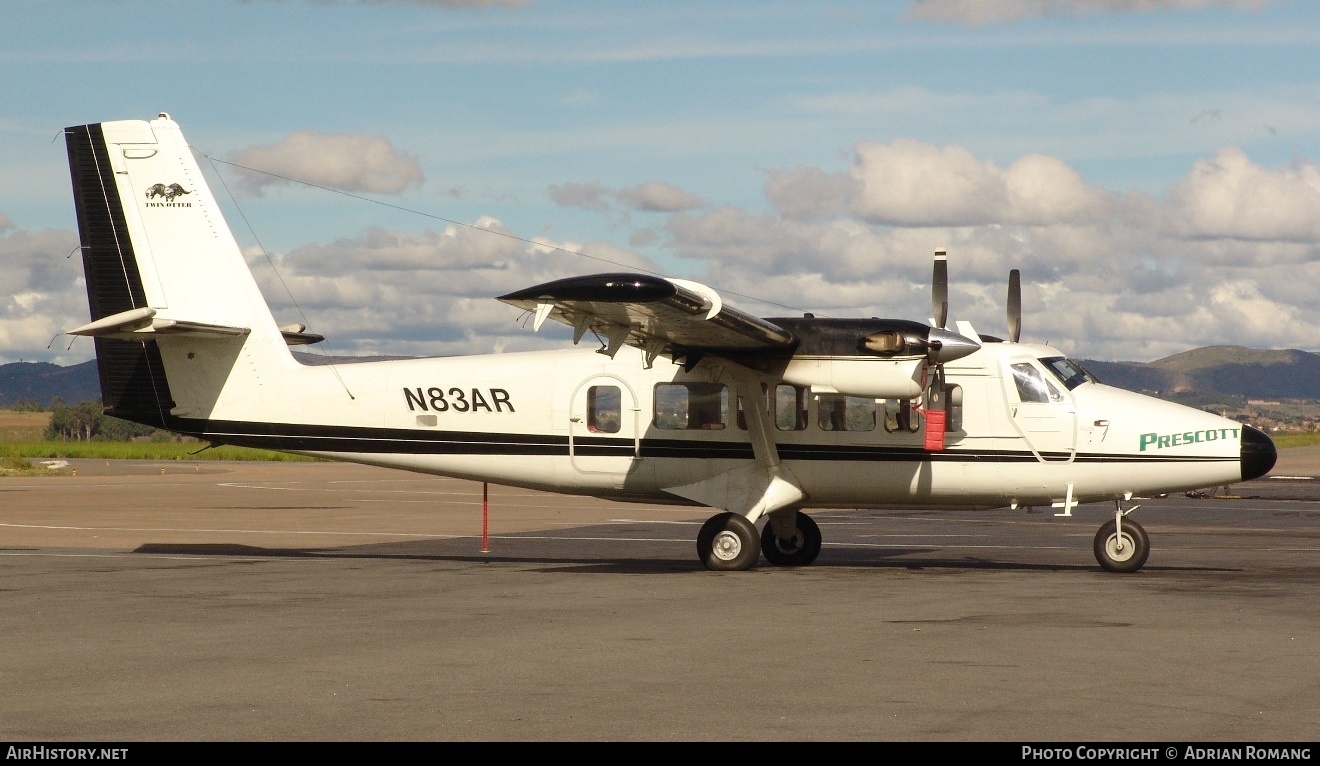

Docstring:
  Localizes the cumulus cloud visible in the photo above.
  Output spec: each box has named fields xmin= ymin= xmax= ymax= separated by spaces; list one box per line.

xmin=0 ymin=222 xmax=89 ymax=365
xmin=615 ymin=182 xmax=705 ymax=212
xmin=245 ymin=216 xmax=662 ymax=358
xmin=550 ymin=180 xmax=704 ymax=214
xmin=763 ymin=166 xmax=860 ymax=220
xmin=904 ymin=0 xmax=1276 ymax=25
xmin=1164 ymin=148 xmax=1320 ymax=242
xmin=766 ymin=139 xmax=1111 ymax=227
xmin=282 ymin=218 xmax=525 ymax=276
xmin=659 ymin=140 xmax=1320 ymax=360
xmin=9 ymin=132 xmax=1320 ymax=366
xmin=548 ymin=182 xmax=609 ymax=211
xmin=231 ymin=130 xmax=424 ymax=196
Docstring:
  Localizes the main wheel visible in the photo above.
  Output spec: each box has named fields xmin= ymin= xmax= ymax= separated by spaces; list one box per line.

xmin=760 ymin=512 xmax=822 ymax=567
xmin=697 ymin=513 xmax=760 ymax=571
xmin=1094 ymin=517 xmax=1150 ymax=573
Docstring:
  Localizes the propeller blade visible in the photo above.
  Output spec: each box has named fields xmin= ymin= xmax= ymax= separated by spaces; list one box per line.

xmin=932 ymin=250 xmax=948 ymax=330
xmin=1007 ymin=268 xmax=1022 ymax=343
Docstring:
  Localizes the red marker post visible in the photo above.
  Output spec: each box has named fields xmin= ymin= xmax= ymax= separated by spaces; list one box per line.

xmin=481 ymin=481 xmax=490 ymax=553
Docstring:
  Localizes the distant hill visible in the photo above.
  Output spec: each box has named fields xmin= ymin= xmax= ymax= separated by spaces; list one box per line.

xmin=0 ymin=360 xmax=100 ymax=407
xmin=1080 ymin=346 xmax=1320 ymax=400
xmin=5 ymin=346 xmax=1320 ymax=409
xmin=0 ymin=352 xmax=411 ymax=408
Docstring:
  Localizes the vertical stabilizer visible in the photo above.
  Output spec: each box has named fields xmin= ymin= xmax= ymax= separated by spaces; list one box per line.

xmin=65 ymin=114 xmax=291 ymax=426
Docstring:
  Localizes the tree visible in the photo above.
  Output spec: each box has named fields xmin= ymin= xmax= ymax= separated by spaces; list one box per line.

xmin=98 ymin=415 xmax=156 ymax=441
xmin=45 ymin=401 xmax=160 ymax=442
xmin=46 ymin=400 xmax=103 ymax=441
xmin=72 ymin=401 xmax=102 ymax=441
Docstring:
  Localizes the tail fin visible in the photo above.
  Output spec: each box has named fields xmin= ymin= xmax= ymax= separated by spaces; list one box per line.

xmin=65 ymin=113 xmax=291 ymax=427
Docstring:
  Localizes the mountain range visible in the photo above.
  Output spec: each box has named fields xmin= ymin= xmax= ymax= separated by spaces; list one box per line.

xmin=1078 ymin=346 xmax=1320 ymax=401
xmin=2 ymin=346 xmax=1317 ymax=409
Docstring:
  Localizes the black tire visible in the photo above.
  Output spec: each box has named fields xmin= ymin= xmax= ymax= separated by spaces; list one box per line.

xmin=697 ymin=513 xmax=761 ymax=571
xmin=760 ymin=512 xmax=822 ymax=567
xmin=1094 ymin=517 xmax=1150 ymax=573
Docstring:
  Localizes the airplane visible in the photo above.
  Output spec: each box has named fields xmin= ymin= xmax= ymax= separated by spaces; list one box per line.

xmin=60 ymin=113 xmax=1277 ymax=573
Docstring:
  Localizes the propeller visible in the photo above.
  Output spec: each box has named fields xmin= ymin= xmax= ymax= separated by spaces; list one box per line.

xmin=932 ymin=250 xmax=948 ymax=330
xmin=925 ymin=250 xmax=954 ymax=451
xmin=1007 ymin=268 xmax=1021 ymax=343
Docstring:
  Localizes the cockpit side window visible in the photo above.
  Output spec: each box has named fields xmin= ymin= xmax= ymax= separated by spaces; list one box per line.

xmin=1011 ymin=362 xmax=1064 ymax=404
xmin=1041 ymin=356 xmax=1099 ymax=390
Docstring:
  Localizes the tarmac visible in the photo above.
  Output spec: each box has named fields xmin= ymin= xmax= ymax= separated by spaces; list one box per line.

xmin=2 ymin=449 xmax=1319 ymax=741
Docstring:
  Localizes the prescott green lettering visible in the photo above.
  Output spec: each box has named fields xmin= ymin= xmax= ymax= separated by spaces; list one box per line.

xmin=1139 ymin=427 xmax=1240 ymax=452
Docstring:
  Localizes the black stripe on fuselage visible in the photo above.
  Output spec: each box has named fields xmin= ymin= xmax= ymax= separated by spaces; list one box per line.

xmin=169 ymin=417 xmax=1235 ymax=464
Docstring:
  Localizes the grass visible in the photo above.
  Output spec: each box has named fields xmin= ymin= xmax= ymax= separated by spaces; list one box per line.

xmin=0 ymin=411 xmax=50 ymax=441
xmin=1265 ymin=431 xmax=1320 ymax=449
xmin=0 ymin=448 xmax=62 ymax=477
xmin=0 ymin=410 xmax=316 ymax=461
xmin=0 ymin=440 xmax=316 ymax=462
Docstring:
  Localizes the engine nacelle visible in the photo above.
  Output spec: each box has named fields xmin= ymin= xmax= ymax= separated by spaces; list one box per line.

xmin=765 ymin=318 xmax=980 ymax=400
xmin=780 ymin=357 xmax=926 ymax=400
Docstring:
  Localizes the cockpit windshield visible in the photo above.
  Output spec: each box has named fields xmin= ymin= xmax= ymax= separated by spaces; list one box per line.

xmin=1041 ymin=356 xmax=1099 ymax=390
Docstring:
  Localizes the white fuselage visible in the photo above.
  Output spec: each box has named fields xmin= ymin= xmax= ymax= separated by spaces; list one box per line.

xmin=163 ymin=332 xmax=1249 ymax=513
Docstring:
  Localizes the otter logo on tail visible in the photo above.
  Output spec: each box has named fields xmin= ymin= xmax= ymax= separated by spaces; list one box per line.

xmin=144 ymin=182 xmax=191 ymax=202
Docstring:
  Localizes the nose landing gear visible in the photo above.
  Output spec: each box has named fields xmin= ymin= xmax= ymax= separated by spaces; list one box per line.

xmin=1094 ymin=501 xmax=1149 ymax=573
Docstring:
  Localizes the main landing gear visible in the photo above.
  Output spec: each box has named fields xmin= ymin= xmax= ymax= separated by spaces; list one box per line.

xmin=696 ymin=511 xmax=823 ymax=571
xmin=761 ymin=512 xmax=822 ymax=567
xmin=1093 ymin=502 xmax=1150 ymax=573
xmin=694 ymin=505 xmax=1151 ymax=573
xmin=697 ymin=513 xmax=760 ymax=571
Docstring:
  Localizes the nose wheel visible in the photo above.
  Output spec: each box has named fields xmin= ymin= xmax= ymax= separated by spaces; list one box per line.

xmin=1094 ymin=515 xmax=1149 ymax=573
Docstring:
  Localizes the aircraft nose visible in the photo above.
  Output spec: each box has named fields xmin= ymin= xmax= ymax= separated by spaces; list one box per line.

xmin=1240 ymin=424 xmax=1277 ymax=482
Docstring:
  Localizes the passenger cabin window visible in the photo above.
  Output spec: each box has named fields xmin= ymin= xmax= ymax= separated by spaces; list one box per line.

xmin=817 ymin=395 xmax=876 ymax=432
xmin=776 ymin=385 xmax=808 ymax=431
xmin=586 ymin=385 xmax=621 ymax=433
xmin=740 ymin=384 xmax=806 ymax=431
xmin=1011 ymin=362 xmax=1064 ymax=403
xmin=655 ymin=382 xmax=728 ymax=430
xmin=883 ymin=398 xmax=921 ymax=433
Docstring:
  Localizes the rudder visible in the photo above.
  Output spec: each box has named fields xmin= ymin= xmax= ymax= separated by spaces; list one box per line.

xmin=65 ymin=113 xmax=292 ymax=427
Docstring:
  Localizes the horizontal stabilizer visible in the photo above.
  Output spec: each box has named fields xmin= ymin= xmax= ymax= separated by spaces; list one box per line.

xmin=278 ymin=324 xmax=325 ymax=345
xmin=68 ymin=307 xmax=250 ymax=340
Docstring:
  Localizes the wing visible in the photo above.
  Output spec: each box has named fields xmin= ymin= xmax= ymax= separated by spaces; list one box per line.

xmin=498 ymin=273 xmax=795 ymax=366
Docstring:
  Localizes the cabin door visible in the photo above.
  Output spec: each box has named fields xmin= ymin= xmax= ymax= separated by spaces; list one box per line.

xmin=569 ymin=375 xmax=641 ymax=475
xmin=1005 ymin=361 xmax=1077 ymax=462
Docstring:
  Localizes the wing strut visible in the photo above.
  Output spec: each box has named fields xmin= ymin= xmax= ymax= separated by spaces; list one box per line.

xmin=662 ymin=374 xmax=806 ymax=523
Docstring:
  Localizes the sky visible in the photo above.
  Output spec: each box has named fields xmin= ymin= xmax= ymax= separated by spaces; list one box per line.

xmin=3 ymin=0 xmax=1320 ymax=366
